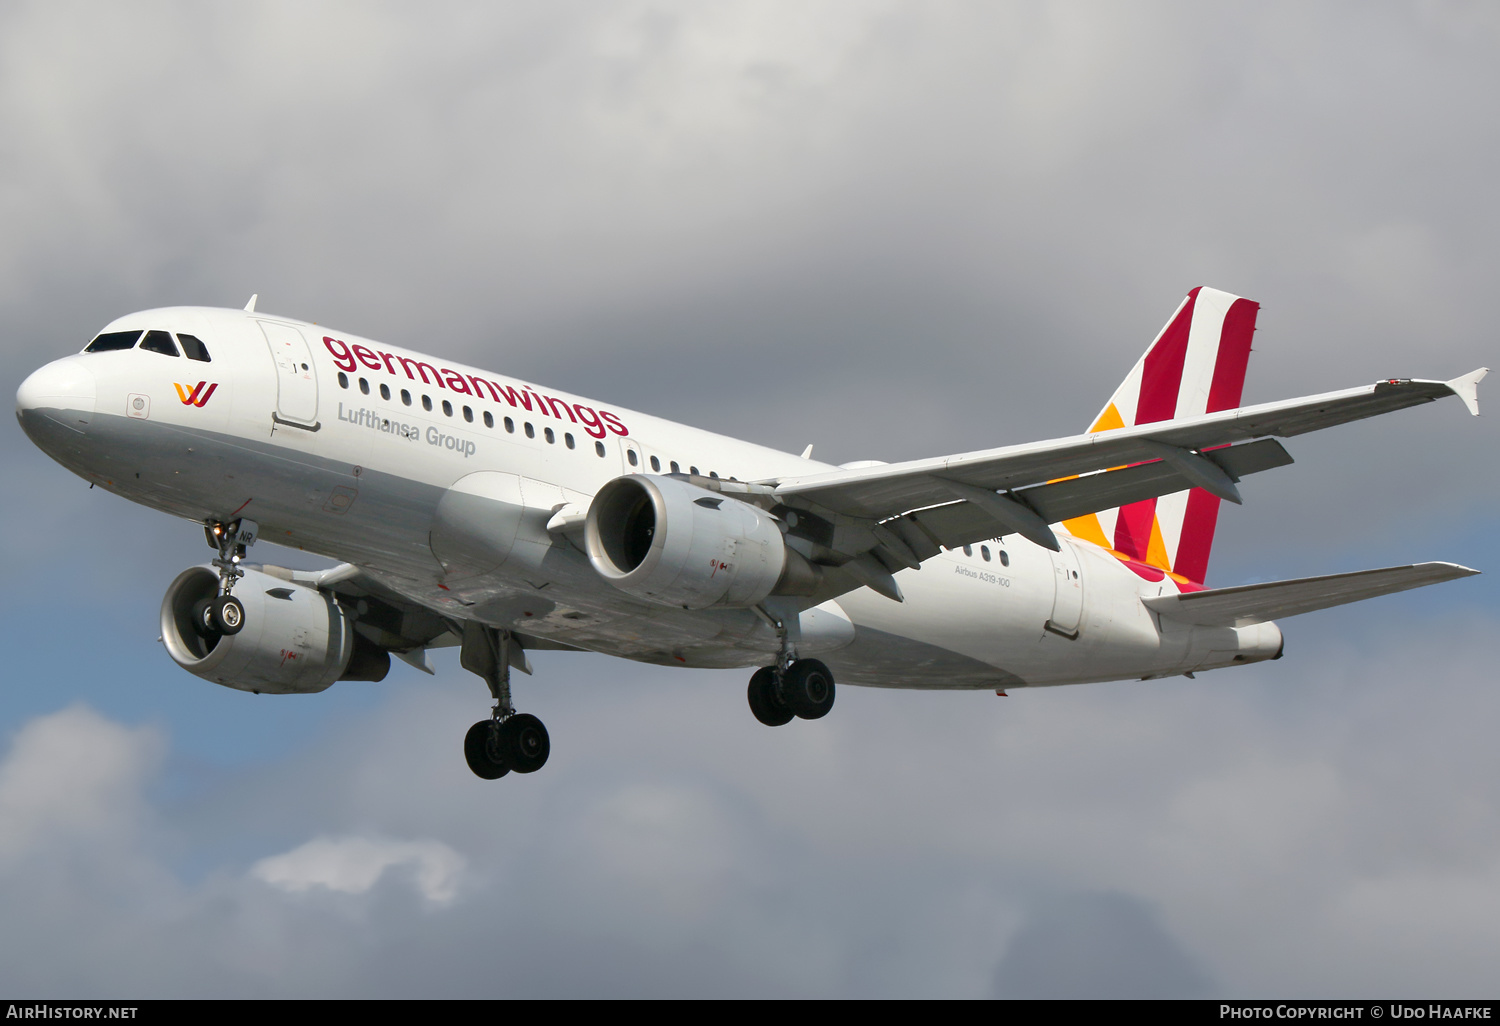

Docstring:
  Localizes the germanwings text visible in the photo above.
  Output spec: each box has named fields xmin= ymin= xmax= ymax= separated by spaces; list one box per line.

xmin=323 ymin=336 xmax=628 ymax=439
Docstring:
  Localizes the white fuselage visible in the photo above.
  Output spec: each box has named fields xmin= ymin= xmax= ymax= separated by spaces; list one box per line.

xmin=16 ymin=306 xmax=1283 ymax=691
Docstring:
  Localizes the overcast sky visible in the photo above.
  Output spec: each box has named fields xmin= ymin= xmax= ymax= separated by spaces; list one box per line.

xmin=2 ymin=1 xmax=1497 ymax=998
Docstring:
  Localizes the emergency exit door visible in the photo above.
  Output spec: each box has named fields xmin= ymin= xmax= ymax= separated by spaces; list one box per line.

xmin=1047 ymin=543 xmax=1084 ymax=638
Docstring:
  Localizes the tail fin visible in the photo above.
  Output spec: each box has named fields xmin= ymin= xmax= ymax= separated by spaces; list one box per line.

xmin=1060 ymin=287 xmax=1259 ymax=584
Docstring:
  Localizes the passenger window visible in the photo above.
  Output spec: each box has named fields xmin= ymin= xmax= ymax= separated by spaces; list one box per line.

xmin=710 ymin=471 xmax=719 ymax=479
xmin=338 ymin=372 xmax=349 ymax=389
xmin=463 ymin=406 xmax=473 ymax=423
xmin=505 ymin=417 xmax=515 ymax=433
xmin=525 ymin=422 xmax=534 ymax=438
xmin=140 ymin=330 xmax=180 ymax=357
xmin=689 ymin=466 xmax=699 ymax=476
xmin=359 ymin=378 xmax=370 ymax=395
xmin=981 ymin=545 xmax=991 ymax=562
xmin=177 ymin=334 xmax=212 ymax=362
xmin=483 ymin=411 xmax=494 ymax=428
xmin=628 ymin=450 xmax=639 ymax=466
xmin=380 ymin=384 xmax=391 ymax=400
xmin=422 ymin=395 xmax=433 ymax=412
xmin=595 ymin=441 xmax=606 ymax=457
xmin=963 ymin=545 xmax=973 ymax=556
xmin=565 ymin=433 xmax=575 ymax=449
xmin=999 ymin=550 xmax=1009 ymax=567
xmin=544 ymin=427 xmax=555 ymax=444
xmin=650 ymin=455 xmax=660 ymax=472
xmin=670 ymin=461 xmax=680 ymax=474
xmin=442 ymin=400 xmax=453 ymax=417
xmin=84 ymin=331 xmax=142 ymax=353
xmin=401 ymin=389 xmax=412 ymax=406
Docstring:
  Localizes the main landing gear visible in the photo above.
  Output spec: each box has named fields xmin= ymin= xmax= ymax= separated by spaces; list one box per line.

xmin=747 ymin=659 xmax=836 ymax=725
xmin=746 ymin=604 xmax=835 ymax=726
xmin=192 ymin=518 xmax=258 ymax=638
xmin=460 ymin=622 xmax=550 ymax=780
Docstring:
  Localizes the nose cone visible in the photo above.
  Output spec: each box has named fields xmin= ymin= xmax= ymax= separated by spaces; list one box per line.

xmin=16 ymin=358 xmax=96 ymax=448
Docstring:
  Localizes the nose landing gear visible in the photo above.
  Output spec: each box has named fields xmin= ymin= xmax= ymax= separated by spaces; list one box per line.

xmin=196 ymin=518 xmax=257 ymax=637
xmin=460 ymin=622 xmax=550 ymax=780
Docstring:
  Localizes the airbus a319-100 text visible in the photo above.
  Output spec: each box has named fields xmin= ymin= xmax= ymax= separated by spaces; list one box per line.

xmin=15 ymin=288 xmax=1486 ymax=778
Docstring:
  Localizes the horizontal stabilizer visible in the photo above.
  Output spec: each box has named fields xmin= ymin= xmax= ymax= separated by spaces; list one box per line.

xmin=1145 ymin=562 xmax=1479 ymax=628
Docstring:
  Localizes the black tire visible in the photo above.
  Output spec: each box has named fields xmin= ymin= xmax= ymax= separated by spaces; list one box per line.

xmin=464 ymin=720 xmax=510 ymax=779
xmin=782 ymin=659 xmax=835 ymax=720
xmin=191 ymin=597 xmax=219 ymax=639
xmin=210 ymin=595 xmax=245 ymax=635
xmin=747 ymin=666 xmax=794 ymax=726
xmin=501 ymin=713 xmax=550 ymax=774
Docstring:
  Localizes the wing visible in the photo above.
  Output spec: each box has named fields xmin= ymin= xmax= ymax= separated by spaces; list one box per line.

xmin=773 ymin=372 xmax=1484 ymax=523
xmin=731 ymin=370 xmax=1486 ymax=601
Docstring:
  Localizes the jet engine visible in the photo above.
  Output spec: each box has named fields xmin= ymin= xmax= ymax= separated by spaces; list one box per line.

xmin=584 ymin=475 xmax=817 ymax=609
xmin=160 ymin=566 xmax=389 ymax=694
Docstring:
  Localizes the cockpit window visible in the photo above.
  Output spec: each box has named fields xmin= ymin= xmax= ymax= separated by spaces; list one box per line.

xmin=178 ymin=334 xmax=212 ymax=362
xmin=84 ymin=330 xmax=142 ymax=353
xmin=139 ymin=330 xmax=180 ymax=357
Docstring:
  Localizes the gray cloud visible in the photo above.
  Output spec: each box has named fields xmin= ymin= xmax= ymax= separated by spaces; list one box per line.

xmin=0 ymin=607 xmax=1498 ymax=997
xmin=993 ymin=891 xmax=1216 ymax=999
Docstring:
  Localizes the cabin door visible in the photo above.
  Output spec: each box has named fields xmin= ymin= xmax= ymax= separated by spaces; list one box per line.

xmin=259 ymin=321 xmax=320 ymax=427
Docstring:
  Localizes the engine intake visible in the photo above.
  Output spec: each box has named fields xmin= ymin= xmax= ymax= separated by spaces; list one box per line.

xmin=585 ymin=475 xmax=816 ymax=609
xmin=160 ymin=566 xmax=388 ymax=694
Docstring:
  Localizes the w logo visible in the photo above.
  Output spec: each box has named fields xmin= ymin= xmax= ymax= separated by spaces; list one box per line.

xmin=174 ymin=381 xmax=218 ymax=407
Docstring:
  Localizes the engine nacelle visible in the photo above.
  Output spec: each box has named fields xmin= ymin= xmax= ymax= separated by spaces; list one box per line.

xmin=585 ymin=475 xmax=813 ymax=609
xmin=160 ymin=566 xmax=386 ymax=694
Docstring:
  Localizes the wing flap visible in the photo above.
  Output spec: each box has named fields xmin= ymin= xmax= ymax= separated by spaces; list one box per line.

xmin=1144 ymin=562 xmax=1480 ymax=628
xmin=1023 ymin=438 xmax=1293 ymax=525
xmin=884 ymin=439 xmax=1292 ymax=553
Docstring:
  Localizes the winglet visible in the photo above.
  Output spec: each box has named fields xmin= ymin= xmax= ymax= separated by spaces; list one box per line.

xmin=244 ymin=293 xmax=258 ymax=313
xmin=1447 ymin=367 xmax=1488 ymax=416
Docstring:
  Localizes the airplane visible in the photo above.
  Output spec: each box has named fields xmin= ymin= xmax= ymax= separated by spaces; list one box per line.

xmin=14 ymin=287 xmax=1486 ymax=780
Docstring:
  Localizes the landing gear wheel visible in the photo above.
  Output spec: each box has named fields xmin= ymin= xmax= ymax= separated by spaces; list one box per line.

xmin=210 ymin=595 xmax=245 ymax=635
xmin=747 ymin=666 xmax=794 ymax=726
xmin=501 ymin=713 xmax=550 ymax=774
xmin=464 ymin=720 xmax=510 ymax=779
xmin=782 ymin=659 xmax=835 ymax=720
xmin=191 ymin=597 xmax=219 ymax=639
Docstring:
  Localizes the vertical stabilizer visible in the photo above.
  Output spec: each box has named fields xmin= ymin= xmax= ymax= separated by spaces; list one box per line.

xmin=1060 ymin=287 xmax=1258 ymax=584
